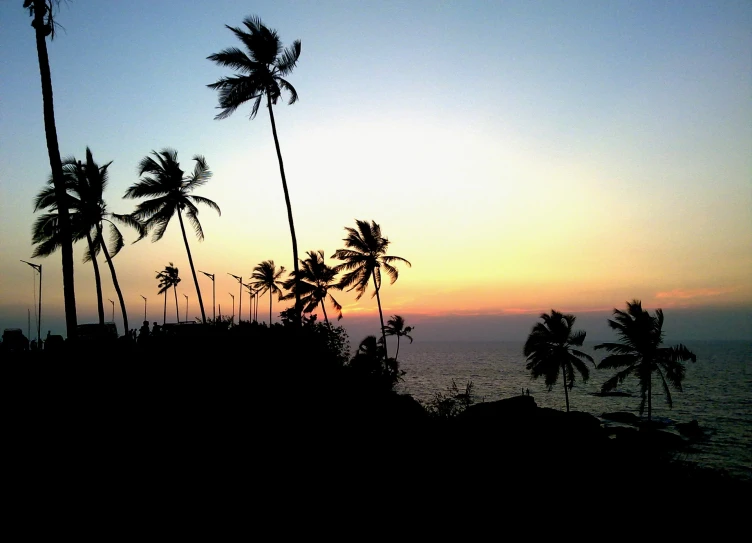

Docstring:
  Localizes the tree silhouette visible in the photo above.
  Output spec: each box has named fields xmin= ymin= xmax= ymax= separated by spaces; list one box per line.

xmin=281 ymin=250 xmax=343 ymax=325
xmin=331 ymin=220 xmax=411 ymax=358
xmin=208 ymin=15 xmax=303 ymax=325
xmin=124 ymin=149 xmax=220 ymax=324
xmin=523 ymin=310 xmax=594 ymax=412
xmin=32 ymin=148 xmax=143 ymax=336
xmin=25 ymin=0 xmax=78 ymax=338
xmin=251 ymin=260 xmax=286 ymax=325
xmin=595 ymin=300 xmax=696 ymax=422
xmin=383 ymin=315 xmax=414 ymax=361
xmin=156 ymin=263 xmax=181 ymax=324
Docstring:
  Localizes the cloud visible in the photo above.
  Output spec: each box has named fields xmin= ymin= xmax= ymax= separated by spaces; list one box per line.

xmin=655 ymin=287 xmax=737 ymax=301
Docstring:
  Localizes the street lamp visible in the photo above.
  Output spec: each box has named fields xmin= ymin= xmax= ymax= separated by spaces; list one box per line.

xmin=199 ymin=271 xmax=215 ymax=322
xmin=243 ymin=282 xmax=253 ymax=322
xmin=183 ymin=294 xmax=188 ymax=323
xmin=108 ymin=299 xmax=115 ymax=323
xmin=140 ymin=295 xmax=147 ymax=321
xmin=20 ymin=260 xmax=42 ymax=345
xmin=229 ymin=293 xmax=235 ymax=325
xmin=229 ymin=273 xmax=242 ymax=324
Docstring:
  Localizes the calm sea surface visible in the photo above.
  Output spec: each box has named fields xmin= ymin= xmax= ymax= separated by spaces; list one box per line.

xmin=393 ymin=340 xmax=752 ymax=481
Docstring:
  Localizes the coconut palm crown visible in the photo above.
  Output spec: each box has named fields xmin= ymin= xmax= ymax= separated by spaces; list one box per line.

xmin=251 ymin=260 xmax=286 ymax=325
xmin=281 ymin=250 xmax=343 ymax=325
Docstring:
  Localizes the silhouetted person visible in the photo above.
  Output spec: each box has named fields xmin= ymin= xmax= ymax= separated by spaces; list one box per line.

xmin=152 ymin=322 xmax=161 ymax=336
xmin=139 ymin=321 xmax=151 ymax=343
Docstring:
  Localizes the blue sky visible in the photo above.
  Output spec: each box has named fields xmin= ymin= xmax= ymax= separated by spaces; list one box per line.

xmin=1 ymin=0 xmax=750 ymax=341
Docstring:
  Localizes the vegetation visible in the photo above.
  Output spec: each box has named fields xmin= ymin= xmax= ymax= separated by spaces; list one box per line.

xmin=281 ymin=250 xmax=343 ymax=325
xmin=251 ymin=260 xmax=286 ymax=325
xmin=331 ymin=220 xmax=411 ymax=359
xmin=156 ymin=263 xmax=181 ymax=324
xmin=383 ymin=315 xmax=414 ymax=361
xmin=595 ymin=300 xmax=697 ymax=422
xmin=124 ymin=149 xmax=220 ymax=325
xmin=523 ymin=309 xmax=595 ymax=412
xmin=208 ymin=15 xmax=303 ymax=325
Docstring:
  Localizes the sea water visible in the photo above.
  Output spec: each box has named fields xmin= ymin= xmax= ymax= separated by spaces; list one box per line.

xmin=394 ymin=340 xmax=752 ymax=481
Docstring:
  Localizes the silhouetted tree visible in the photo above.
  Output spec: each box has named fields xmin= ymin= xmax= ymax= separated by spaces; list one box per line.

xmin=156 ymin=263 xmax=181 ymax=324
xmin=124 ymin=149 xmax=220 ymax=324
xmin=208 ymin=15 xmax=303 ymax=325
xmin=251 ymin=260 xmax=286 ymax=325
xmin=281 ymin=250 xmax=343 ymax=325
xmin=595 ymin=300 xmax=696 ymax=422
xmin=332 ymin=220 xmax=411 ymax=358
xmin=383 ymin=315 xmax=414 ymax=361
xmin=25 ymin=0 xmax=78 ymax=338
xmin=32 ymin=148 xmax=143 ymax=336
xmin=348 ymin=335 xmax=404 ymax=393
xmin=523 ymin=310 xmax=594 ymax=412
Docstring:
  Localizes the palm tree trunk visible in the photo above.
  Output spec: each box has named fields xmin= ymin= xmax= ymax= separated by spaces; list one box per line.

xmin=163 ymin=291 xmax=167 ymax=325
xmin=96 ymin=224 xmax=128 ymax=337
xmin=320 ymin=300 xmax=329 ymax=326
xmin=562 ymin=363 xmax=570 ymax=412
xmin=395 ymin=335 xmax=401 ymax=361
xmin=32 ymin=0 xmax=78 ymax=339
xmin=173 ymin=286 xmax=179 ymax=323
xmin=269 ymin=291 xmax=273 ymax=325
xmin=86 ymin=232 xmax=105 ymax=326
xmin=647 ymin=368 xmax=652 ymax=422
xmin=177 ymin=209 xmax=207 ymax=324
xmin=371 ymin=270 xmax=388 ymax=360
xmin=266 ymin=96 xmax=301 ymax=326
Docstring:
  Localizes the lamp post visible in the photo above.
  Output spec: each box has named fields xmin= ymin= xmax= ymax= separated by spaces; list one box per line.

xmin=243 ymin=282 xmax=253 ymax=322
xmin=229 ymin=293 xmax=235 ymax=325
xmin=140 ymin=295 xmax=147 ymax=322
xmin=108 ymin=299 xmax=115 ymax=323
xmin=183 ymin=294 xmax=188 ymax=323
xmin=199 ymin=271 xmax=215 ymax=322
xmin=20 ymin=260 xmax=42 ymax=345
xmin=229 ymin=273 xmax=242 ymax=324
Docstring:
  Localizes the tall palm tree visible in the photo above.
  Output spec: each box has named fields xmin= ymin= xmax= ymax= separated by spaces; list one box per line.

xmin=207 ymin=15 xmax=303 ymax=324
xmin=331 ymin=220 xmax=411 ymax=359
xmin=124 ymin=149 xmax=221 ymax=324
xmin=251 ymin=260 xmax=286 ymax=325
xmin=523 ymin=310 xmax=595 ymax=412
xmin=25 ymin=0 xmax=78 ymax=338
xmin=383 ymin=315 xmax=414 ymax=362
xmin=281 ymin=250 xmax=343 ymax=325
xmin=156 ymin=263 xmax=181 ymax=324
xmin=595 ymin=300 xmax=696 ymax=422
xmin=32 ymin=148 xmax=143 ymax=336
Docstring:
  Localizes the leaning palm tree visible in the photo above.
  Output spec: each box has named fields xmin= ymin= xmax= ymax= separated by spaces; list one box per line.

xmin=331 ymin=220 xmax=411 ymax=358
xmin=207 ymin=15 xmax=303 ymax=324
xmin=26 ymin=0 xmax=78 ymax=338
xmin=251 ymin=260 xmax=286 ymax=325
xmin=32 ymin=148 xmax=143 ymax=336
xmin=281 ymin=250 xmax=343 ymax=325
xmin=383 ymin=315 xmax=414 ymax=362
xmin=523 ymin=310 xmax=595 ymax=412
xmin=595 ymin=300 xmax=696 ymax=422
xmin=124 ymin=149 xmax=220 ymax=324
xmin=156 ymin=263 xmax=181 ymax=324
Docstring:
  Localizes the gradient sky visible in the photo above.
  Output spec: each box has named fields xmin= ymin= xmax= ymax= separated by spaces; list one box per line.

xmin=1 ymin=0 xmax=750 ymax=342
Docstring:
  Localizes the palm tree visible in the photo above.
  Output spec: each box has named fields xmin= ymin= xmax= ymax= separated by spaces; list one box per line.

xmin=25 ymin=0 xmax=78 ymax=338
xmin=523 ymin=310 xmax=595 ymax=412
xmin=595 ymin=300 xmax=696 ymax=422
xmin=251 ymin=260 xmax=286 ymax=325
xmin=124 ymin=149 xmax=221 ymax=324
xmin=156 ymin=263 xmax=181 ymax=324
xmin=32 ymin=148 xmax=143 ymax=336
xmin=383 ymin=315 xmax=414 ymax=361
xmin=281 ymin=250 xmax=343 ymax=325
xmin=331 ymin=220 xmax=411 ymax=358
xmin=207 ymin=16 xmax=303 ymax=324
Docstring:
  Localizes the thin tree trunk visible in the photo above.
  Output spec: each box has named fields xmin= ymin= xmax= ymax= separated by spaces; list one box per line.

xmin=173 ymin=286 xmax=179 ymax=323
xmin=96 ymin=224 xmax=128 ymax=337
xmin=177 ymin=209 xmax=207 ymax=323
xmin=395 ymin=335 xmax=401 ymax=361
xmin=562 ymin=363 xmax=570 ymax=412
xmin=86 ymin=232 xmax=105 ymax=325
xmin=269 ymin=291 xmax=273 ymax=325
xmin=163 ymin=291 xmax=167 ymax=325
xmin=32 ymin=0 xmax=77 ymax=339
xmin=320 ymin=300 xmax=329 ymax=326
xmin=267 ymin=96 xmax=301 ymax=326
xmin=647 ymin=363 xmax=652 ymax=422
xmin=372 ymin=269 xmax=388 ymax=360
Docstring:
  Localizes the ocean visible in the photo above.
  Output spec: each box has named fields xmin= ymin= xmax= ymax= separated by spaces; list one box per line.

xmin=393 ymin=340 xmax=752 ymax=481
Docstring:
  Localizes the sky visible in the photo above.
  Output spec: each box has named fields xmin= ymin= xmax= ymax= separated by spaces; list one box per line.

xmin=1 ymin=0 xmax=750 ymax=343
